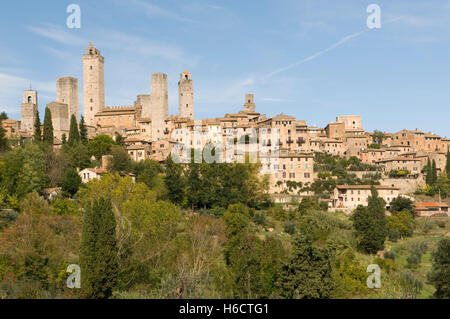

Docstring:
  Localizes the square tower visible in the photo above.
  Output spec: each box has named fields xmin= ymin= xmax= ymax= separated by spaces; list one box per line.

xmin=83 ymin=42 xmax=105 ymax=126
xmin=178 ymin=71 xmax=194 ymax=120
xmin=20 ymin=90 xmax=38 ymax=132
xmin=150 ymin=73 xmax=169 ymax=141
xmin=57 ymin=77 xmax=79 ymax=123
xmin=243 ymin=93 xmax=255 ymax=112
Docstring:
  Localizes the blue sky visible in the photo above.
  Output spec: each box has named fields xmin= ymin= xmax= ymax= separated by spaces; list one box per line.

xmin=1 ymin=0 xmax=449 ymax=136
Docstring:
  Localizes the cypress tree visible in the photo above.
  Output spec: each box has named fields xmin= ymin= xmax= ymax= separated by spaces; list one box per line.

xmin=80 ymin=197 xmax=119 ymax=299
xmin=426 ymin=158 xmax=432 ymax=185
xmin=428 ymin=238 xmax=450 ymax=299
xmin=275 ymin=232 xmax=333 ymax=298
xmin=446 ymin=149 xmax=450 ymax=175
xmin=42 ymin=107 xmax=54 ymax=146
xmin=68 ymin=114 xmax=80 ymax=146
xmin=62 ymin=133 xmax=67 ymax=144
xmin=33 ymin=109 xmax=41 ymax=143
xmin=352 ymin=186 xmax=387 ymax=254
xmin=79 ymin=115 xmax=88 ymax=145
xmin=0 ymin=120 xmax=9 ymax=153
xmin=431 ymin=159 xmax=437 ymax=185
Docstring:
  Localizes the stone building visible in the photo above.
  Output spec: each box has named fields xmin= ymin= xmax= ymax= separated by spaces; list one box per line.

xmin=57 ymin=77 xmax=79 ymax=122
xmin=83 ymin=42 xmax=105 ymax=126
xmin=46 ymin=102 xmax=69 ymax=138
xmin=178 ymin=71 xmax=194 ymax=120
xmin=331 ymin=185 xmax=400 ymax=210
xmin=20 ymin=90 xmax=38 ymax=133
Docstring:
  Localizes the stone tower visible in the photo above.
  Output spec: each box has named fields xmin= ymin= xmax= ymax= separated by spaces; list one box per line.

xmin=243 ymin=94 xmax=255 ymax=112
xmin=178 ymin=71 xmax=194 ymax=120
xmin=150 ymin=73 xmax=168 ymax=141
xmin=47 ymin=102 xmax=69 ymax=133
xmin=57 ymin=77 xmax=79 ymax=122
xmin=136 ymin=94 xmax=152 ymax=119
xmin=83 ymin=41 xmax=105 ymax=126
xmin=20 ymin=90 xmax=38 ymax=132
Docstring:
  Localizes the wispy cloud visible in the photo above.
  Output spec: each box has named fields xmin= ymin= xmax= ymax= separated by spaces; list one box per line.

xmin=260 ymin=97 xmax=292 ymax=102
xmin=129 ymin=0 xmax=198 ymax=23
xmin=27 ymin=24 xmax=86 ymax=46
xmin=263 ymin=29 xmax=368 ymax=80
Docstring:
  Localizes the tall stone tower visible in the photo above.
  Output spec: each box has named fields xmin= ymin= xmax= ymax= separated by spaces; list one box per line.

xmin=178 ymin=71 xmax=194 ymax=120
xmin=243 ymin=94 xmax=255 ymax=112
xmin=150 ymin=73 xmax=168 ymax=141
xmin=136 ymin=94 xmax=152 ymax=119
xmin=83 ymin=41 xmax=105 ymax=126
xmin=20 ymin=90 xmax=38 ymax=132
xmin=57 ymin=77 xmax=79 ymax=122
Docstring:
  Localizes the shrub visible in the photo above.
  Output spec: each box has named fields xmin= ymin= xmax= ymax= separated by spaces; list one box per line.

xmin=384 ymin=251 xmax=395 ymax=260
xmin=283 ymin=220 xmax=296 ymax=235
xmin=253 ymin=212 xmax=266 ymax=226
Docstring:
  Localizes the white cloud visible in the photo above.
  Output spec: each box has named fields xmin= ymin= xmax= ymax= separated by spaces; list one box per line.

xmin=129 ymin=0 xmax=198 ymax=23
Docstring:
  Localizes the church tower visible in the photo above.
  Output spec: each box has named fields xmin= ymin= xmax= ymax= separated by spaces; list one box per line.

xmin=178 ymin=71 xmax=194 ymax=120
xmin=243 ymin=94 xmax=255 ymax=112
xmin=83 ymin=41 xmax=105 ymax=126
xmin=20 ymin=90 xmax=38 ymax=132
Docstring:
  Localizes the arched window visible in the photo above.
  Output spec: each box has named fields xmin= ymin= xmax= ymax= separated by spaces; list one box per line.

xmin=27 ymin=96 xmax=32 ymax=103
xmin=185 ymin=74 xmax=188 ymax=80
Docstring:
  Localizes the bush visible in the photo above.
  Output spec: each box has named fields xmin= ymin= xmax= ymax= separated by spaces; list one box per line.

xmin=283 ymin=220 xmax=296 ymax=235
xmin=384 ymin=251 xmax=395 ymax=260
xmin=388 ymin=229 xmax=401 ymax=242
xmin=253 ymin=212 xmax=266 ymax=226
xmin=435 ymin=221 xmax=446 ymax=229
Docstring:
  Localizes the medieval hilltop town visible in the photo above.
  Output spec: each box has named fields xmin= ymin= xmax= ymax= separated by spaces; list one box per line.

xmin=2 ymin=42 xmax=449 ymax=215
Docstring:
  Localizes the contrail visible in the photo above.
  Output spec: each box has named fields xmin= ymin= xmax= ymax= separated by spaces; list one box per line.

xmin=263 ymin=29 xmax=368 ymax=80
xmin=262 ymin=17 xmax=403 ymax=80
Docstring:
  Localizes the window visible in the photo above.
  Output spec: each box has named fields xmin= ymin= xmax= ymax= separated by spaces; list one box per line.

xmin=90 ymin=66 xmax=93 ymax=70
xmin=27 ymin=96 xmax=32 ymax=103
xmin=304 ymin=173 xmax=310 ymax=178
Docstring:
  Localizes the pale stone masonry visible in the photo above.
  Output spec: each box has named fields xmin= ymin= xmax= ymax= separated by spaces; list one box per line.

xmin=83 ymin=42 xmax=105 ymax=126
xmin=16 ymin=41 xmax=450 ymax=197
xmin=20 ymin=90 xmax=38 ymax=132
xmin=57 ymin=77 xmax=79 ymax=122
xmin=178 ymin=71 xmax=194 ymax=120
xmin=332 ymin=185 xmax=400 ymax=210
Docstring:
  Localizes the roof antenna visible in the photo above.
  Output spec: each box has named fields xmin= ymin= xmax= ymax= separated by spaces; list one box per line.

xmin=29 ymin=81 xmax=32 ymax=90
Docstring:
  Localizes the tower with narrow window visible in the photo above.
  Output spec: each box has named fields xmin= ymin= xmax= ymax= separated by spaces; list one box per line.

xmin=20 ymin=90 xmax=38 ymax=132
xmin=178 ymin=71 xmax=194 ymax=120
xmin=243 ymin=93 xmax=255 ymax=112
xmin=83 ymin=41 xmax=105 ymax=126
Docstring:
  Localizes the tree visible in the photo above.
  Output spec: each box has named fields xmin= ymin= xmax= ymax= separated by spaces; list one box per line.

xmin=63 ymin=142 xmax=91 ymax=170
xmin=79 ymin=116 xmax=88 ymax=145
xmin=386 ymin=209 xmax=415 ymax=239
xmin=389 ymin=196 xmax=414 ymax=215
xmin=431 ymin=159 xmax=437 ymax=185
xmin=428 ymin=238 xmax=450 ymax=299
xmin=87 ymin=134 xmax=116 ymax=160
xmin=0 ymin=111 xmax=8 ymax=120
xmin=372 ymin=130 xmax=385 ymax=145
xmin=164 ymin=156 xmax=186 ymax=206
xmin=107 ymin=146 xmax=131 ymax=172
xmin=275 ymin=232 xmax=333 ymax=298
xmin=60 ymin=167 xmax=82 ymax=196
xmin=114 ymin=133 xmax=125 ymax=147
xmin=68 ymin=114 xmax=80 ymax=146
xmin=352 ymin=186 xmax=387 ymax=254
xmin=33 ymin=109 xmax=41 ymax=143
xmin=298 ymin=196 xmax=320 ymax=215
xmin=42 ymin=107 xmax=54 ymax=146
xmin=0 ymin=120 xmax=9 ymax=153
xmin=62 ymin=133 xmax=67 ymax=145
xmin=446 ymin=149 xmax=450 ymax=175
xmin=425 ymin=158 xmax=431 ymax=185
xmin=80 ymin=197 xmax=119 ymax=299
